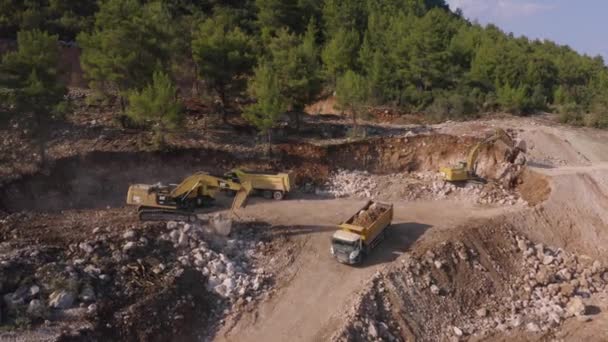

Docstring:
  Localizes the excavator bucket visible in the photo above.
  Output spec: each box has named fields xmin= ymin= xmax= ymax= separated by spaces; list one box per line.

xmin=231 ymin=181 xmax=252 ymax=210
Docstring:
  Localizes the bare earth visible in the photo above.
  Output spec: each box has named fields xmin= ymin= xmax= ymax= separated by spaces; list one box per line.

xmin=3 ymin=113 xmax=608 ymax=341
xmin=213 ymin=116 xmax=608 ymax=342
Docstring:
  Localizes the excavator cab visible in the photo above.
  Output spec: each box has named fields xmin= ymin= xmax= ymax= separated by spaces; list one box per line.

xmin=439 ymin=163 xmax=470 ymax=182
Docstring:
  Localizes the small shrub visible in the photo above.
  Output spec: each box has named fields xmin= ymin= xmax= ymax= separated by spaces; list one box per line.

xmin=497 ymin=84 xmax=528 ymax=115
xmin=557 ymin=103 xmax=584 ymax=125
xmin=425 ymin=93 xmax=477 ymax=121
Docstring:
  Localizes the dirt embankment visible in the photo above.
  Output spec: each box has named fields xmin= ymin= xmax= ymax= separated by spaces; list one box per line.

xmin=279 ymin=134 xmax=478 ymax=175
xmin=1 ymin=134 xmax=479 ymax=213
xmin=516 ymin=169 xmax=551 ymax=206
xmin=334 ymin=218 xmax=608 ymax=342
xmin=0 ymin=210 xmax=287 ymax=341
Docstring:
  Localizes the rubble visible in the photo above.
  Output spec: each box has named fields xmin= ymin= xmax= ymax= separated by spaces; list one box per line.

xmin=322 ymin=169 xmax=523 ymax=206
xmin=566 ymin=297 xmax=587 ymax=317
xmin=323 ymin=169 xmax=378 ymax=198
xmin=0 ymin=214 xmax=278 ymax=340
xmin=160 ymin=220 xmax=272 ymax=301
xmin=351 ymin=203 xmax=386 ymax=227
xmin=332 ymin=226 xmax=607 ymax=342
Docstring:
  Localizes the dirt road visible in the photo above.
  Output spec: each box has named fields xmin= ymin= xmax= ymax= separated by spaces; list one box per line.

xmin=216 ymin=198 xmax=514 ymax=342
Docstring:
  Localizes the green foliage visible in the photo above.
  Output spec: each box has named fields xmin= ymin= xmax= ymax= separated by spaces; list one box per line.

xmin=243 ymin=62 xmax=287 ymax=154
xmin=322 ymin=0 xmax=366 ymax=36
xmin=557 ymin=103 xmax=584 ymax=126
xmin=255 ymin=0 xmax=321 ymax=38
xmin=336 ymin=69 xmax=367 ymax=126
xmin=192 ymin=13 xmax=255 ymax=122
xmin=127 ymin=71 xmax=183 ymax=147
xmin=0 ymin=0 xmax=97 ymax=40
xmin=3 ymin=0 xmax=608 ymax=128
xmin=267 ymin=20 xmax=322 ymax=114
xmin=426 ymin=92 xmax=477 ymax=121
xmin=78 ymin=0 xmax=175 ymax=99
xmin=496 ymin=83 xmax=528 ymax=115
xmin=321 ymin=28 xmax=359 ymax=84
xmin=244 ymin=63 xmax=287 ymax=133
xmin=0 ymin=29 xmax=66 ymax=161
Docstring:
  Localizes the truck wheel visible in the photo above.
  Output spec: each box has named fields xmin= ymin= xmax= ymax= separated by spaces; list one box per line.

xmin=273 ymin=191 xmax=284 ymax=200
xmin=263 ymin=190 xmax=272 ymax=199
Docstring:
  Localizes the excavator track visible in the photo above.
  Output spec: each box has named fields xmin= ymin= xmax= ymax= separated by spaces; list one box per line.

xmin=137 ymin=207 xmax=197 ymax=222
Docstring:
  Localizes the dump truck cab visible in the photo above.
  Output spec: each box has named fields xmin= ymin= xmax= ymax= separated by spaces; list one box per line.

xmin=331 ymin=230 xmax=364 ymax=264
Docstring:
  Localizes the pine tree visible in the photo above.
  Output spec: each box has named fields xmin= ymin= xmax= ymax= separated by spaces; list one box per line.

xmin=267 ymin=19 xmax=322 ymax=128
xmin=243 ymin=63 xmax=287 ymax=155
xmin=192 ymin=13 xmax=255 ymax=124
xmin=0 ymin=29 xmax=67 ymax=163
xmin=321 ymin=28 xmax=359 ymax=85
xmin=126 ymin=71 xmax=183 ymax=147
xmin=336 ymin=69 xmax=367 ymax=132
xmin=78 ymin=0 xmax=174 ymax=112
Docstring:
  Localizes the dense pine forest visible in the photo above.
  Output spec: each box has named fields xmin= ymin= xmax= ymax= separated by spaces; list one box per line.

xmin=1 ymin=0 xmax=608 ymax=139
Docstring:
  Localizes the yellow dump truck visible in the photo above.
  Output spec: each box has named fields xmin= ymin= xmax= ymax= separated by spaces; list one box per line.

xmin=330 ymin=200 xmax=393 ymax=264
xmin=223 ymin=169 xmax=295 ymax=200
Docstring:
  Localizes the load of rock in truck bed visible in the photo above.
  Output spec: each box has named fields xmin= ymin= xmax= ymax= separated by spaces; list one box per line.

xmin=350 ymin=203 xmax=387 ymax=227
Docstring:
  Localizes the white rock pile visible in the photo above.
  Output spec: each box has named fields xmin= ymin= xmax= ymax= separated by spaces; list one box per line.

xmin=160 ymin=221 xmax=270 ymax=301
xmin=322 ymin=169 xmax=377 ymax=198
xmin=319 ymin=169 xmax=522 ymax=206
xmin=441 ymin=234 xmax=607 ymax=338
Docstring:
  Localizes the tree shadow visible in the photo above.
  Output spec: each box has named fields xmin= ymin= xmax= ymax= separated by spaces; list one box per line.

xmin=361 ymin=222 xmax=432 ymax=267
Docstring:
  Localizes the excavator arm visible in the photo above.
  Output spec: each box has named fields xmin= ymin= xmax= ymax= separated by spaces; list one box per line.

xmin=231 ymin=181 xmax=252 ymax=209
xmin=466 ymin=143 xmax=482 ymax=173
xmin=441 ymin=128 xmax=515 ymax=182
xmin=466 ymin=128 xmax=514 ymax=173
xmin=167 ymin=171 xmax=252 ymax=209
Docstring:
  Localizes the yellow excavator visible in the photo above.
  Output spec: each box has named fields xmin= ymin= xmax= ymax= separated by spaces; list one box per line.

xmin=440 ymin=128 xmax=514 ymax=182
xmin=126 ymin=172 xmax=252 ymax=221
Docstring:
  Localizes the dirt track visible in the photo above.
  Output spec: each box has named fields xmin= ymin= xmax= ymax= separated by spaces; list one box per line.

xmin=215 ymin=198 xmax=516 ymax=342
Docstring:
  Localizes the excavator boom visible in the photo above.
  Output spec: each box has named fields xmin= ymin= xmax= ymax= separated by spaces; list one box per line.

xmin=441 ymin=128 xmax=514 ymax=182
xmin=232 ymin=181 xmax=252 ymax=210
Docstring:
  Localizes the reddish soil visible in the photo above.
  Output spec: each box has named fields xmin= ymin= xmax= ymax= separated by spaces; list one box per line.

xmin=516 ymin=169 xmax=551 ymax=206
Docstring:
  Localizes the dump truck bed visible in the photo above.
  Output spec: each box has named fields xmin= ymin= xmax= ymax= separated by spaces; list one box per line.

xmin=229 ymin=169 xmax=294 ymax=192
xmin=339 ymin=200 xmax=393 ymax=246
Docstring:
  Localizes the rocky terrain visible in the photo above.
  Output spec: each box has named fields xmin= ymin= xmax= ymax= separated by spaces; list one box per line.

xmin=3 ymin=109 xmax=608 ymax=341
xmin=333 ymin=224 xmax=607 ymax=341
xmin=321 ymin=169 xmax=525 ymax=206
xmin=0 ymin=212 xmax=283 ymax=341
